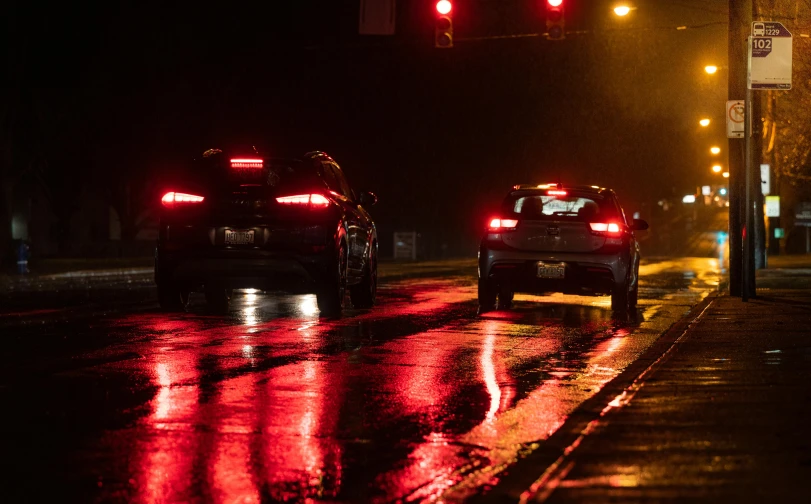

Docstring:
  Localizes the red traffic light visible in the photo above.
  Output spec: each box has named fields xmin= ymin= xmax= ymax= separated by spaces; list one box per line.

xmin=434 ymin=1 xmax=453 ymax=48
xmin=436 ymin=1 xmax=452 ymax=15
xmin=545 ymin=0 xmax=565 ymax=40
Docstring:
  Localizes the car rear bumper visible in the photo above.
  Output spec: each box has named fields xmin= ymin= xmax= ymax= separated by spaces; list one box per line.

xmin=155 ymin=248 xmax=332 ymax=293
xmin=480 ymin=247 xmax=630 ymax=296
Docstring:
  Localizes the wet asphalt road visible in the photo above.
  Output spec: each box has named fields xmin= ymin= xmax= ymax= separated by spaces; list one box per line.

xmin=0 ymin=257 xmax=723 ymax=503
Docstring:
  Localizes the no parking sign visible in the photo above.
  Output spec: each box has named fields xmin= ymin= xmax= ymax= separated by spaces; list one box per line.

xmin=726 ymin=100 xmax=745 ymax=139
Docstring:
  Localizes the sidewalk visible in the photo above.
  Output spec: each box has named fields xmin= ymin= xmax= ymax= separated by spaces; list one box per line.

xmin=483 ymin=254 xmax=811 ymax=503
xmin=0 ymin=256 xmax=478 ymax=292
xmin=0 ymin=257 xmax=154 ymax=278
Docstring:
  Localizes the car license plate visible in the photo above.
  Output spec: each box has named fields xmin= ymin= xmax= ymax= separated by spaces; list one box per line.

xmin=224 ymin=229 xmax=255 ymax=245
xmin=537 ymin=262 xmax=565 ymax=279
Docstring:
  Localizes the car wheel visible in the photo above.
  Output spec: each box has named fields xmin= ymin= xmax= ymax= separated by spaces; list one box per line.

xmin=350 ymin=245 xmax=377 ymax=308
xmin=158 ymin=282 xmax=190 ymax=312
xmin=205 ymin=286 xmax=231 ymax=313
xmin=611 ymin=278 xmax=630 ymax=312
xmin=629 ymin=278 xmax=639 ymax=311
xmin=317 ymin=243 xmax=347 ymax=317
xmin=478 ymin=278 xmax=497 ymax=314
xmin=498 ymin=288 xmax=514 ymax=310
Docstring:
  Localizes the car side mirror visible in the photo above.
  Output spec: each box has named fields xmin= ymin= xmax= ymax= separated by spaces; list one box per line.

xmin=359 ymin=191 xmax=378 ymax=206
xmin=631 ymin=219 xmax=649 ymax=231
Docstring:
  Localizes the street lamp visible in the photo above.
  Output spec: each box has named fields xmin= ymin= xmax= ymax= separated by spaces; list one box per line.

xmin=723 ymin=172 xmax=730 ymax=178
xmin=712 ymin=164 xmax=723 ymax=173
xmin=614 ymin=5 xmax=632 ymax=16
xmin=699 ymin=118 xmax=711 ymax=127
xmin=710 ymin=146 xmax=721 ymax=155
xmin=705 ymin=65 xmax=719 ymax=74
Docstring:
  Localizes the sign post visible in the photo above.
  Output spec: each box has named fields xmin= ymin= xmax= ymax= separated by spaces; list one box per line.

xmin=742 ymin=21 xmax=793 ymax=300
xmin=797 ymin=203 xmax=811 ymax=254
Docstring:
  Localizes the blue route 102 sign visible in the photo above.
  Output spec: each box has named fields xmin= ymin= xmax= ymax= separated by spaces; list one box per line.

xmin=749 ymin=21 xmax=793 ymax=90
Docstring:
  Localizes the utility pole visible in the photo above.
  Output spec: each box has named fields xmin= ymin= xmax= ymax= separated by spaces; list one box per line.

xmin=728 ymin=0 xmax=751 ymax=297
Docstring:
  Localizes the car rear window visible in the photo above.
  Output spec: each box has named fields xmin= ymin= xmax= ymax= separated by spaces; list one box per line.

xmin=502 ymin=191 xmax=620 ymax=221
xmin=191 ymin=155 xmax=320 ymax=192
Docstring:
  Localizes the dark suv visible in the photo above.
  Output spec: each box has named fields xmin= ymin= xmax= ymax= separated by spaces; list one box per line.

xmin=155 ymin=149 xmax=378 ymax=315
xmin=478 ymin=183 xmax=648 ymax=313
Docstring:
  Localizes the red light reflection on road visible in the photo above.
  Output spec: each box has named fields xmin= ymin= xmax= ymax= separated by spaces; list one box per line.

xmin=437 ymin=326 xmax=634 ymax=500
xmin=208 ymin=374 xmax=260 ymax=504
xmin=134 ymin=353 xmax=201 ymax=503
xmin=482 ymin=332 xmax=501 ymax=420
xmin=480 ymin=320 xmax=518 ymax=425
xmin=259 ymin=359 xmax=344 ymax=500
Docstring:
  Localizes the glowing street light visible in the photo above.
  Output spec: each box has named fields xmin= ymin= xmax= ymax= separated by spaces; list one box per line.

xmin=723 ymin=172 xmax=730 ymax=178
xmin=712 ymin=164 xmax=723 ymax=173
xmin=710 ymin=146 xmax=721 ymax=155
xmin=705 ymin=65 xmax=719 ymax=74
xmin=699 ymin=118 xmax=711 ymax=127
xmin=614 ymin=5 xmax=631 ymax=16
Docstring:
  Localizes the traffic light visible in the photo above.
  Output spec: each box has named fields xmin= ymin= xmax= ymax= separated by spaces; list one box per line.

xmin=435 ymin=1 xmax=453 ymax=48
xmin=546 ymin=0 xmax=565 ymax=40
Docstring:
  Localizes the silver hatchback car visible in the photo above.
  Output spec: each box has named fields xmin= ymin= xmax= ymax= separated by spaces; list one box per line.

xmin=478 ymin=183 xmax=648 ymax=313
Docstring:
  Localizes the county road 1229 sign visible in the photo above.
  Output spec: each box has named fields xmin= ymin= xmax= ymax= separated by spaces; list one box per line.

xmin=748 ymin=21 xmax=792 ymax=90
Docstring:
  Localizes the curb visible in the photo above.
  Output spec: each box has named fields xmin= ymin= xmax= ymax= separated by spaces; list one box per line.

xmin=471 ymin=290 xmax=722 ymax=503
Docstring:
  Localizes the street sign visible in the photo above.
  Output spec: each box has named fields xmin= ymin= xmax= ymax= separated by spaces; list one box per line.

xmin=796 ymin=202 xmax=811 ymax=227
xmin=765 ymin=195 xmax=780 ymax=217
xmin=726 ymin=100 xmax=745 ymax=138
xmin=748 ymin=22 xmax=792 ymax=90
xmin=760 ymin=164 xmax=770 ymax=194
xmin=393 ymin=231 xmax=418 ymax=260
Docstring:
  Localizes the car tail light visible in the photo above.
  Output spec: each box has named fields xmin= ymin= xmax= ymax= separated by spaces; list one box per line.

xmin=488 ymin=218 xmax=519 ymax=232
xmin=230 ymin=158 xmax=263 ymax=169
xmin=589 ymin=222 xmax=623 ymax=236
xmin=161 ymin=192 xmax=204 ymax=208
xmin=276 ymin=193 xmax=330 ymax=209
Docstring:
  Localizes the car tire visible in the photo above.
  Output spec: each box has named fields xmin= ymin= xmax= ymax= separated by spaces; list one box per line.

xmin=205 ymin=286 xmax=231 ymax=313
xmin=158 ymin=282 xmax=190 ymax=312
xmin=498 ymin=288 xmax=514 ymax=310
xmin=629 ymin=279 xmax=638 ymax=311
xmin=478 ymin=278 xmax=497 ymax=314
xmin=317 ymin=243 xmax=347 ymax=317
xmin=350 ymin=245 xmax=377 ymax=309
xmin=611 ymin=279 xmax=630 ymax=312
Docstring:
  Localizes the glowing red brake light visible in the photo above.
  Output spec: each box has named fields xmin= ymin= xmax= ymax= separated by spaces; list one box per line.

xmin=161 ymin=192 xmax=204 ymax=208
xmin=488 ymin=218 xmax=519 ymax=232
xmin=230 ymin=158 xmax=263 ymax=169
xmin=589 ymin=222 xmax=622 ymax=235
xmin=548 ymin=190 xmax=568 ymax=196
xmin=276 ymin=193 xmax=330 ymax=209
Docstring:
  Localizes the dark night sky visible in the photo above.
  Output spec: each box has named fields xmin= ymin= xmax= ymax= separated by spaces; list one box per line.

xmin=7 ymin=0 xmax=729 ymax=256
